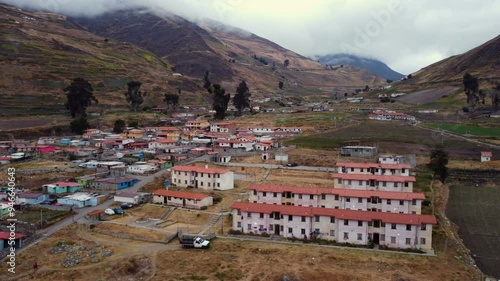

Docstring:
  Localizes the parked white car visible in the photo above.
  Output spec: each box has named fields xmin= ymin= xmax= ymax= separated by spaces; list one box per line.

xmin=104 ymin=208 xmax=115 ymax=215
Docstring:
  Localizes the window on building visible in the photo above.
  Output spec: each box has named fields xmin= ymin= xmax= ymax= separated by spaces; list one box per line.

xmin=394 ymin=182 xmax=399 ymax=187
xmin=358 ymin=221 xmax=363 ymax=227
xmin=420 ymin=238 xmax=426 ymax=244
xmin=391 ymin=224 xmax=396 ymax=230
xmin=315 ymin=216 xmax=320 ymax=222
xmin=421 ymin=224 xmax=427 ymax=230
xmin=253 ymin=190 xmax=257 ymax=195
xmin=406 ymin=224 xmax=411 ymax=231
xmin=405 ymin=182 xmax=409 ymax=187
xmin=358 ymin=198 xmax=362 ymax=203
xmin=330 ymin=217 xmax=335 ymax=223
xmin=288 ymin=215 xmax=293 ymax=221
xmin=330 ymin=230 xmax=335 ymax=237
xmin=348 ymin=180 xmax=352 ymax=185
xmin=343 ymin=232 xmax=349 ymax=240
xmin=217 ymin=183 xmax=220 ymax=187
xmin=260 ymin=213 xmax=264 ymax=218
xmin=387 ymin=199 xmax=391 ymax=205
xmin=335 ymin=195 xmax=339 ymax=200
xmin=247 ymin=224 xmax=251 ymax=231
xmin=184 ymin=180 xmax=187 ymax=184
xmin=273 ymin=192 xmax=277 ymax=197
xmin=263 ymin=192 xmax=267 ymax=197
xmin=237 ymin=222 xmax=241 ymax=228
xmin=269 ymin=225 xmax=273 ymax=231
xmin=298 ymin=194 xmax=302 ymax=199
xmin=412 ymin=199 xmax=417 ymax=206
xmin=390 ymin=236 xmax=396 ymax=244
xmin=338 ymin=179 xmax=342 ymax=184
xmin=344 ymin=220 xmax=349 ymax=226
xmin=301 ymin=216 xmax=306 ymax=222
xmin=357 ymin=233 xmax=362 ymax=240
xmin=247 ymin=213 xmax=251 ymax=218
xmin=350 ymin=168 xmax=354 ymax=172
xmin=321 ymin=194 xmax=326 ymax=200
xmin=208 ymin=183 xmax=211 ymax=187
xmin=288 ymin=228 xmax=293 ymax=234
xmin=346 ymin=197 xmax=351 ymax=202
xmin=200 ymin=182 xmax=203 ymax=186
xmin=310 ymin=195 xmax=314 ymax=200
xmin=208 ymin=174 xmax=211 ymax=178
xmin=301 ymin=229 xmax=306 ymax=235
xmin=400 ymin=200 xmax=404 ymax=206
xmin=380 ymin=234 xmax=385 ymax=242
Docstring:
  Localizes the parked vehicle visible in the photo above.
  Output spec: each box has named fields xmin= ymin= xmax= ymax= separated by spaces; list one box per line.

xmin=113 ymin=207 xmax=124 ymax=214
xmin=120 ymin=203 xmax=134 ymax=209
xmin=284 ymin=162 xmax=298 ymax=167
xmin=179 ymin=236 xmax=210 ymax=249
xmin=104 ymin=208 xmax=115 ymax=215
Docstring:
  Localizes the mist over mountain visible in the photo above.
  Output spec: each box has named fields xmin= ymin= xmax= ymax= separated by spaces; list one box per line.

xmin=315 ymin=54 xmax=405 ymax=81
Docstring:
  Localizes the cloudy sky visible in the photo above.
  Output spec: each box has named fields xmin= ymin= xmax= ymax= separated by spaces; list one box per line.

xmin=5 ymin=0 xmax=500 ymax=74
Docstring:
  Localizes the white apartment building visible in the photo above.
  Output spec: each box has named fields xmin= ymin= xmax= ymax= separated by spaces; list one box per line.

xmin=171 ymin=165 xmax=234 ymax=190
xmin=336 ymin=162 xmax=411 ymax=176
xmin=331 ymin=173 xmax=415 ymax=192
xmin=231 ymin=202 xmax=435 ymax=250
xmin=247 ymin=184 xmax=424 ymax=214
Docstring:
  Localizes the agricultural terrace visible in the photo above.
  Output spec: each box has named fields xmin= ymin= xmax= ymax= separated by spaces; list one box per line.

xmin=446 ymin=185 xmax=500 ymax=279
xmin=425 ymin=123 xmax=500 ymax=138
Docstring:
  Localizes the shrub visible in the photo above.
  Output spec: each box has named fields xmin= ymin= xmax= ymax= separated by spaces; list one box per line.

xmin=261 ymin=232 xmax=270 ymax=237
xmin=200 ymin=206 xmax=207 ymax=210
xmin=228 ymin=229 xmax=243 ymax=235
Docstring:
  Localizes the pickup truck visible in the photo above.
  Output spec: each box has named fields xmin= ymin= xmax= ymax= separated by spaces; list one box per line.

xmin=179 ymin=236 xmax=210 ymax=249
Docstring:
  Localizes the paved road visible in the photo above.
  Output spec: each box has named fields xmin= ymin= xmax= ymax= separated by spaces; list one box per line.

xmin=16 ymin=167 xmax=172 ymax=254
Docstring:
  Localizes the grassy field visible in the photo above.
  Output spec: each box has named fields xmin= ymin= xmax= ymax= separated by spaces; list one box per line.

xmin=425 ymin=123 xmax=500 ymax=138
xmin=446 ymin=185 xmax=500 ymax=279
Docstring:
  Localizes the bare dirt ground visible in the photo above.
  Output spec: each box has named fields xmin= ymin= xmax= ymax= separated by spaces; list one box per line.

xmin=398 ymin=87 xmax=459 ymax=104
xmin=265 ymin=169 xmax=335 ymax=186
xmin=1 ymin=223 xmax=480 ymax=281
xmin=0 ymin=117 xmax=60 ymax=131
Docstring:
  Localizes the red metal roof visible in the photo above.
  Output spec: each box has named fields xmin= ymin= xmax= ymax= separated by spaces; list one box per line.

xmin=153 ymin=189 xmax=208 ymax=200
xmin=481 ymin=151 xmax=492 ymax=157
xmin=336 ymin=162 xmax=412 ymax=169
xmin=0 ymin=232 xmax=27 ymax=239
xmin=172 ymin=165 xmax=230 ymax=174
xmin=49 ymin=182 xmax=82 ymax=187
xmin=231 ymin=202 xmax=436 ymax=225
xmin=247 ymin=184 xmax=425 ymax=200
xmin=153 ymin=139 xmax=177 ymax=143
xmin=331 ymin=173 xmax=416 ymax=182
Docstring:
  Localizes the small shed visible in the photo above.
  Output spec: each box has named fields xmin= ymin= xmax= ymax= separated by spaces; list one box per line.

xmin=86 ymin=209 xmax=104 ymax=221
xmin=114 ymin=191 xmax=150 ymax=205
xmin=0 ymin=232 xmax=27 ymax=250
xmin=481 ymin=151 xmax=492 ymax=162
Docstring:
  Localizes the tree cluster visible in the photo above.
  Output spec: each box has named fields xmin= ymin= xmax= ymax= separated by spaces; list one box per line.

xmin=64 ymin=77 xmax=98 ymax=134
xmin=203 ymin=71 xmax=231 ymax=120
xmin=233 ymin=80 xmax=251 ymax=116
xmin=252 ymin=54 xmax=268 ymax=65
xmin=164 ymin=89 xmax=180 ymax=110
xmin=427 ymin=147 xmax=449 ymax=183
xmin=124 ymin=81 xmax=147 ymax=111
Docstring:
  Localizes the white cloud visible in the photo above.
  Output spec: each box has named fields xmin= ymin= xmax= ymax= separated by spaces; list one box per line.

xmin=3 ymin=0 xmax=500 ymax=74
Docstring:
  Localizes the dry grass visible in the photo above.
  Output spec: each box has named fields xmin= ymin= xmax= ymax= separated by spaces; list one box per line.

xmin=265 ymin=169 xmax=335 ymax=186
xmin=448 ymin=159 xmax=500 ymax=170
xmin=120 ymin=204 xmax=168 ymax=221
xmin=95 ymin=223 xmax=170 ymax=241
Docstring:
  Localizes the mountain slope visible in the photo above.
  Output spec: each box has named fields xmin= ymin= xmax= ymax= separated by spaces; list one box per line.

xmin=70 ymin=10 xmax=386 ymax=96
xmin=412 ymin=35 xmax=500 ymax=84
xmin=315 ymin=54 xmax=404 ymax=81
xmin=0 ymin=4 xmax=202 ymax=116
